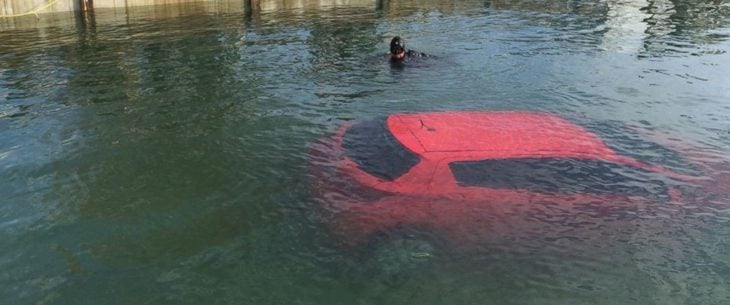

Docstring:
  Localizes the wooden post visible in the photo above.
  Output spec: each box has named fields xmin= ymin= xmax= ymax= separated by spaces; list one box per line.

xmin=247 ymin=0 xmax=260 ymax=11
xmin=245 ymin=0 xmax=260 ymax=25
xmin=78 ymin=0 xmax=94 ymax=28
xmin=79 ymin=0 xmax=93 ymax=13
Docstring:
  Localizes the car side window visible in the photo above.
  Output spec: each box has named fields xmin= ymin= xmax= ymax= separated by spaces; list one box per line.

xmin=448 ymin=158 xmax=669 ymax=197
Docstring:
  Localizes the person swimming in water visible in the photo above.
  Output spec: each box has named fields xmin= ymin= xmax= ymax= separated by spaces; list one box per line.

xmin=389 ymin=36 xmax=428 ymax=62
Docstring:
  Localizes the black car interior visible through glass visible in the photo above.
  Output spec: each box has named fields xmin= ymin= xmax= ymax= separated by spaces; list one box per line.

xmin=580 ymin=120 xmax=701 ymax=176
xmin=343 ymin=117 xmax=421 ymax=181
xmin=449 ymin=158 xmax=671 ymax=197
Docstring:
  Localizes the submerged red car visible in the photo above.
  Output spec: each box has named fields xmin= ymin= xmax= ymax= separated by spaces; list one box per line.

xmin=309 ymin=111 xmax=706 ymax=251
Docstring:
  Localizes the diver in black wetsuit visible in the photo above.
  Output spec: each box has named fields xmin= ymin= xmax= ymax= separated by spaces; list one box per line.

xmin=389 ymin=36 xmax=428 ymax=62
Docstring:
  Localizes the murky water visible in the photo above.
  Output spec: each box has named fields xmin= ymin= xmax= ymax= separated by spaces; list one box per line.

xmin=1 ymin=0 xmax=729 ymax=304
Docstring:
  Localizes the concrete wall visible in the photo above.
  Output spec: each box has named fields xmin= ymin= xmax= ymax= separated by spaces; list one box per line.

xmin=0 ymin=0 xmax=77 ymax=16
xmin=0 ymin=0 xmax=381 ymax=28
xmin=0 ymin=0 xmax=250 ymax=30
xmin=0 ymin=0 xmax=380 ymax=16
xmin=0 ymin=0 xmax=233 ymax=16
xmin=94 ymin=0 xmax=213 ymax=9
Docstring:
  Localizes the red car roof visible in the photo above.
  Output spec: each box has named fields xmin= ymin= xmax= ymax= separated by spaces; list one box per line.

xmin=387 ymin=111 xmax=617 ymax=158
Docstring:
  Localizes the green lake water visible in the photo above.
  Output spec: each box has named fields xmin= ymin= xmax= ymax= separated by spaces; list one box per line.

xmin=1 ymin=0 xmax=730 ymax=304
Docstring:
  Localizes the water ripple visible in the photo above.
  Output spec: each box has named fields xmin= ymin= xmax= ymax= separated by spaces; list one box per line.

xmin=0 ymin=0 xmax=729 ymax=304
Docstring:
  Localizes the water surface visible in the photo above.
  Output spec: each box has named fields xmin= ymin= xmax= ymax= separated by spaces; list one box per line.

xmin=1 ymin=0 xmax=730 ymax=304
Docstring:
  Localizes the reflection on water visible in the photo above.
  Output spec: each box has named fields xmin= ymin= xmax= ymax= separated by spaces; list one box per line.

xmin=641 ymin=0 xmax=730 ymax=56
xmin=1 ymin=0 xmax=729 ymax=304
xmin=259 ymin=0 xmax=376 ymax=11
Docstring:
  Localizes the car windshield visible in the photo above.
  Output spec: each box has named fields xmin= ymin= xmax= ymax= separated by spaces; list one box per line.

xmin=449 ymin=158 xmax=670 ymax=197
xmin=342 ymin=117 xmax=420 ymax=181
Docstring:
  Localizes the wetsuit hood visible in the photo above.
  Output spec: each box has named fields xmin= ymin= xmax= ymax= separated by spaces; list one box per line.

xmin=390 ymin=36 xmax=405 ymax=55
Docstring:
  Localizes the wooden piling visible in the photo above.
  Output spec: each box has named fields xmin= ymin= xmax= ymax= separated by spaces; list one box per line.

xmin=77 ymin=0 xmax=94 ymax=28
xmin=79 ymin=0 xmax=93 ymax=13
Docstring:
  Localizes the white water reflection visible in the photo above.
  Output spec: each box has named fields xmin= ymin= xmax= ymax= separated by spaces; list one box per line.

xmin=602 ymin=0 xmax=649 ymax=53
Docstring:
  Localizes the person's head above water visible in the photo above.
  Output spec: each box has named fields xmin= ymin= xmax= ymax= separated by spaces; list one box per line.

xmin=390 ymin=36 xmax=406 ymax=60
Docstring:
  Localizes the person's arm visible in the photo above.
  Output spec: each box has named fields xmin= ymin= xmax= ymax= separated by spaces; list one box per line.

xmin=407 ymin=50 xmax=429 ymax=57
